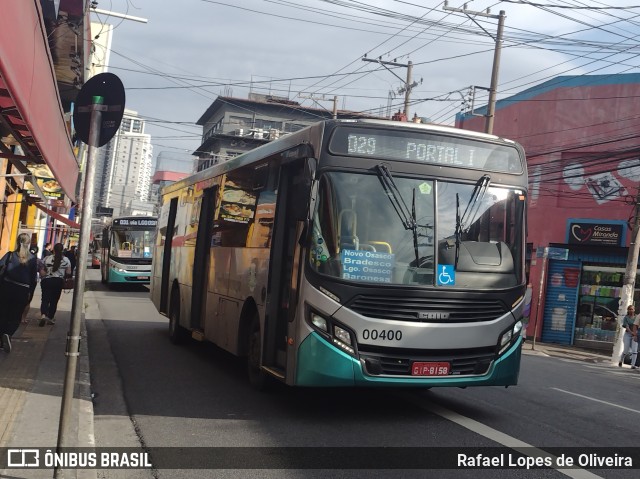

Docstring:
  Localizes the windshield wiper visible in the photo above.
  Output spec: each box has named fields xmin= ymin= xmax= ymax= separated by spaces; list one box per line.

xmin=376 ymin=164 xmax=415 ymax=231
xmin=460 ymin=174 xmax=491 ymax=233
xmin=376 ymin=165 xmax=433 ymax=267
xmin=376 ymin=164 xmax=419 ymax=266
xmin=453 ymin=175 xmax=491 ymax=268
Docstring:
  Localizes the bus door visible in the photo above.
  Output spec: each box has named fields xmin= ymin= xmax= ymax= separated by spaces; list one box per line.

xmin=191 ymin=187 xmax=217 ymax=330
xmin=264 ymin=159 xmax=313 ymax=371
xmin=159 ymin=198 xmax=178 ymax=313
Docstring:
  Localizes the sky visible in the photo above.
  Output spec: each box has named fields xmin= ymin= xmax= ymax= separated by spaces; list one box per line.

xmin=90 ymin=0 xmax=640 ymax=165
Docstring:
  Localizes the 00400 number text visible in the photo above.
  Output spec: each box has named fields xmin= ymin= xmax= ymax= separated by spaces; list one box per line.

xmin=361 ymin=329 xmax=403 ymax=341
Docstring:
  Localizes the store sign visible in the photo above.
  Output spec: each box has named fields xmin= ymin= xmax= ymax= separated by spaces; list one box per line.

xmin=568 ymin=221 xmax=623 ymax=246
xmin=24 ymin=164 xmax=64 ymax=199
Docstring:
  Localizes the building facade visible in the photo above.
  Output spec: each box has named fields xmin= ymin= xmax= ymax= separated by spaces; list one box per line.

xmin=149 ymin=151 xmax=193 ymax=214
xmin=1 ymin=1 xmax=90 ymax=252
xmin=95 ymin=109 xmax=153 ymax=217
xmin=457 ymin=74 xmax=640 ymax=352
xmin=194 ymin=93 xmax=378 ymax=171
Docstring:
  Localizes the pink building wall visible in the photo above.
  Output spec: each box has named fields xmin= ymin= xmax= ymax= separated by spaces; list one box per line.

xmin=456 ymin=74 xmax=640 ymax=339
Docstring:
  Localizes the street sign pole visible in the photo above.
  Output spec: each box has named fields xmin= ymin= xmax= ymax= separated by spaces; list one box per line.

xmin=55 ymin=96 xmax=103 ymax=475
xmin=532 ymin=247 xmax=548 ymax=351
xmin=54 ymin=72 xmax=124 ymax=478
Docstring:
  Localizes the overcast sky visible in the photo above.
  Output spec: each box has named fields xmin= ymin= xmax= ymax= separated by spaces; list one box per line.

xmin=91 ymin=0 xmax=640 ymax=162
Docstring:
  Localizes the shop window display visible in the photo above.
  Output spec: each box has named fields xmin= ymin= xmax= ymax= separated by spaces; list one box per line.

xmin=575 ymin=265 xmax=640 ymax=344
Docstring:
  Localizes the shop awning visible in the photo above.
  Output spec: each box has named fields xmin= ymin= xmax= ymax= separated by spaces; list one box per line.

xmin=35 ymin=203 xmax=80 ymax=230
xmin=0 ymin=0 xmax=79 ymax=202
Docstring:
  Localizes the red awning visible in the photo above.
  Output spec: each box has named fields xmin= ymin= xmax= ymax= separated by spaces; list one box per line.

xmin=35 ymin=203 xmax=80 ymax=230
xmin=0 ymin=0 xmax=79 ymax=201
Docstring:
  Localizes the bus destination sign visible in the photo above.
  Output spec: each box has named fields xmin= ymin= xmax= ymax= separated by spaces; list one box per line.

xmin=113 ymin=218 xmax=158 ymax=228
xmin=329 ymin=127 xmax=523 ymax=174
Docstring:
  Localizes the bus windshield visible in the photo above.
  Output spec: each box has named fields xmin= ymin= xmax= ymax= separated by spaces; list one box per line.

xmin=309 ymin=171 xmax=524 ymax=288
xmin=109 ymin=229 xmax=155 ymax=259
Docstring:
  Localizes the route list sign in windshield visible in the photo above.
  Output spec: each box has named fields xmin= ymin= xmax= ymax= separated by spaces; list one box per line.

xmin=341 ymin=249 xmax=395 ymax=283
xmin=329 ymin=127 xmax=523 ymax=174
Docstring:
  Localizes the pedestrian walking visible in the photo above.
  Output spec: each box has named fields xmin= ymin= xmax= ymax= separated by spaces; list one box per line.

xmin=633 ymin=314 xmax=640 ymax=368
xmin=42 ymin=242 xmax=53 ymax=258
xmin=39 ymin=243 xmax=71 ymax=327
xmin=20 ymin=245 xmax=43 ymax=324
xmin=0 ymin=233 xmax=39 ymax=353
xmin=64 ymin=245 xmax=77 ymax=276
xmin=618 ymin=304 xmax=638 ymax=369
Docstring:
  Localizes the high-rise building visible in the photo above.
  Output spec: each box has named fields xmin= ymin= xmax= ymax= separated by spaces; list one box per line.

xmin=95 ymin=109 xmax=153 ymax=217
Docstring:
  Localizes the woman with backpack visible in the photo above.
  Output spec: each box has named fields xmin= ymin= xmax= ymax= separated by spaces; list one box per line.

xmin=0 ymin=233 xmax=39 ymax=353
xmin=39 ymin=242 xmax=72 ymax=327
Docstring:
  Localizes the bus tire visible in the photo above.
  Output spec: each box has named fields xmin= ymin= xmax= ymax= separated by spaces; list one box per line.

xmin=247 ymin=313 xmax=270 ymax=390
xmin=169 ymin=289 xmax=187 ymax=344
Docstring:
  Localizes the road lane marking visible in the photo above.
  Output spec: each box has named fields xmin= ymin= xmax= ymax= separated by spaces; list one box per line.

xmin=551 ymin=388 xmax=640 ymax=414
xmin=402 ymin=393 xmax=603 ymax=479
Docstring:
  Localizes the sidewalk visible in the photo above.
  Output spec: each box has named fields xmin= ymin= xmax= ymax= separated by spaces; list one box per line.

xmin=0 ymin=282 xmax=95 ymax=478
xmin=521 ymin=338 xmax=613 ymax=364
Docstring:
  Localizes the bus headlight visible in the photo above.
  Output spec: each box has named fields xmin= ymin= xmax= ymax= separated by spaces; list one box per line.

xmin=332 ymin=325 xmax=355 ymax=355
xmin=334 ymin=325 xmax=352 ymax=346
xmin=306 ymin=307 xmax=356 ymax=356
xmin=310 ymin=313 xmax=328 ymax=333
xmin=498 ymin=321 xmax=522 ymax=355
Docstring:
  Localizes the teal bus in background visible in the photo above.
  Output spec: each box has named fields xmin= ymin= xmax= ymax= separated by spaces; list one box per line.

xmin=100 ymin=216 xmax=158 ymax=286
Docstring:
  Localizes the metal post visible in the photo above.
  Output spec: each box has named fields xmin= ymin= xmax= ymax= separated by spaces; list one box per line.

xmin=404 ymin=61 xmax=413 ymax=119
xmin=443 ymin=4 xmax=506 ymax=133
xmin=611 ymin=189 xmax=640 ymax=364
xmin=55 ymin=95 xmax=103 ymax=475
xmin=532 ymin=247 xmax=548 ymax=351
xmin=485 ymin=11 xmax=505 ymax=134
xmin=362 ymin=57 xmax=414 ymax=119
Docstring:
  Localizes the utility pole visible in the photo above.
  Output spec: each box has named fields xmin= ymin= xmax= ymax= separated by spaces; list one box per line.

xmin=299 ymin=94 xmax=338 ymax=119
xmin=532 ymin=248 xmax=548 ymax=351
xmin=444 ymin=2 xmax=505 ymax=134
xmin=362 ymin=57 xmax=418 ymax=118
xmin=612 ymin=189 xmax=640 ymax=364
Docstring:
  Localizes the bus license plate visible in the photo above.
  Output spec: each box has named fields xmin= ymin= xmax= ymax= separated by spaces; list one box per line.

xmin=411 ymin=362 xmax=450 ymax=376
xmin=137 ymin=276 xmax=148 ymax=280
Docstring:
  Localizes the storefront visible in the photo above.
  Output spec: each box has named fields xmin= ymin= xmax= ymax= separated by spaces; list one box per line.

xmin=538 ymin=219 xmax=631 ymax=352
xmin=1 ymin=0 xmax=82 ymax=251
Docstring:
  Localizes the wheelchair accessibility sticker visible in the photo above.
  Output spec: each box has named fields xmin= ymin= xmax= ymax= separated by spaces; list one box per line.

xmin=437 ymin=264 xmax=455 ymax=286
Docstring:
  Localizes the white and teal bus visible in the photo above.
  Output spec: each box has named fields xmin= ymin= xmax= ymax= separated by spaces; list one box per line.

xmin=151 ymin=119 xmax=528 ymax=388
xmin=101 ymin=216 xmax=158 ymax=286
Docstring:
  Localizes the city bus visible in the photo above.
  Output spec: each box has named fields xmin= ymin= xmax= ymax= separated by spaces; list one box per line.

xmin=150 ymin=119 xmax=528 ymax=389
xmin=101 ymin=216 xmax=158 ymax=286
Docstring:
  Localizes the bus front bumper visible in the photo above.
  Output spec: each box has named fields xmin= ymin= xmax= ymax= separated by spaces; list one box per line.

xmin=295 ymin=332 xmax=521 ymax=387
xmin=108 ymin=269 xmax=151 ymax=284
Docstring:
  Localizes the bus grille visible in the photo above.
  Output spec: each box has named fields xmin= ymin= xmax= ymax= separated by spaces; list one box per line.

xmin=358 ymin=346 xmax=496 ymax=376
xmin=347 ymin=295 xmax=507 ymax=323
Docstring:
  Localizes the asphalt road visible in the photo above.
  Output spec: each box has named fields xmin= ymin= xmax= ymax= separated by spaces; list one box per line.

xmin=84 ymin=268 xmax=640 ymax=479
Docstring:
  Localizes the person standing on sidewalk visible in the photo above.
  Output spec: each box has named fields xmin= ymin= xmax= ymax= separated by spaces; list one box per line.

xmin=0 ymin=233 xmax=39 ymax=353
xmin=20 ymin=245 xmax=43 ymax=324
xmin=618 ymin=304 xmax=638 ymax=369
xmin=42 ymin=242 xmax=53 ymax=259
xmin=39 ymin=243 xmax=71 ymax=327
